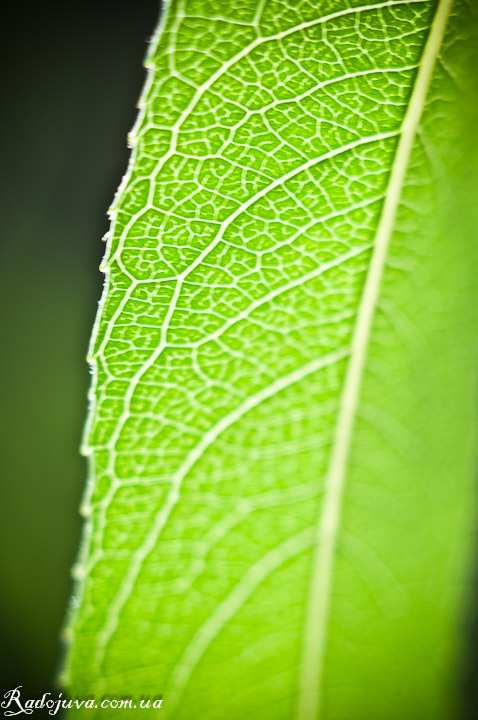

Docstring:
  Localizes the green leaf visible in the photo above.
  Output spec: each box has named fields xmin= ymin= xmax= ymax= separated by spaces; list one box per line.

xmin=64 ymin=0 xmax=478 ymax=717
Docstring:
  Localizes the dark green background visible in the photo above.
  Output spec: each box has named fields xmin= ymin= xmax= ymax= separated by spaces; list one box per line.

xmin=0 ymin=0 xmax=157 ymax=706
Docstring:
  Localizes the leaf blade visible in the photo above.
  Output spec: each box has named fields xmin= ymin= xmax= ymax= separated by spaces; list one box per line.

xmin=65 ymin=1 xmax=478 ymax=718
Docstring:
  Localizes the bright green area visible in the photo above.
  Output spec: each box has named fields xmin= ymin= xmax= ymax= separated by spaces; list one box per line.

xmin=65 ymin=1 xmax=478 ymax=718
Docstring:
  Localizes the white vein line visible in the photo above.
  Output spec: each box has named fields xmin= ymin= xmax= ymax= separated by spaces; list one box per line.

xmin=89 ymin=128 xmax=394 ymax=550
xmin=164 ymin=528 xmax=316 ymax=720
xmin=83 ymin=129 xmax=393 ymax=585
xmin=167 ymin=130 xmax=396 ymax=282
xmin=108 ymin=0 xmax=429 ymax=265
xmin=295 ymin=0 xmax=454 ymax=718
xmin=94 ymin=347 xmax=348 ymax=669
xmin=252 ymin=0 xmax=268 ymax=27
xmin=172 ymin=241 xmax=373 ymax=349
xmin=94 ymin=132 xmax=392 ymax=376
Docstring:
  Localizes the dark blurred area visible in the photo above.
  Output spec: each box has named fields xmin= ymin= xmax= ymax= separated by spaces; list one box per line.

xmin=0 ymin=0 xmax=158 ymax=709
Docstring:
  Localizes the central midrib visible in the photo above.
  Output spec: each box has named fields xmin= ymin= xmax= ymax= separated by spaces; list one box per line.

xmin=295 ymin=0 xmax=454 ymax=718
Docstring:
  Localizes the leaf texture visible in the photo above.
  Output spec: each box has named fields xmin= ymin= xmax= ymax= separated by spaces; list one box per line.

xmin=65 ymin=1 xmax=478 ymax=718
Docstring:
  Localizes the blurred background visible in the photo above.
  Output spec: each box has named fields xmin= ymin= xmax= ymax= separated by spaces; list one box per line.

xmin=0 ymin=0 xmax=476 ymax=717
xmin=0 ymin=0 xmax=158 ymax=711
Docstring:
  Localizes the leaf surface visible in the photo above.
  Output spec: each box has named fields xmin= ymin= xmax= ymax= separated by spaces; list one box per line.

xmin=65 ymin=1 xmax=478 ymax=718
